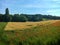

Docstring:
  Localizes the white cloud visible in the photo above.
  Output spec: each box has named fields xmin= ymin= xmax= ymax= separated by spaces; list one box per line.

xmin=46 ymin=9 xmax=60 ymax=16
xmin=47 ymin=9 xmax=60 ymax=13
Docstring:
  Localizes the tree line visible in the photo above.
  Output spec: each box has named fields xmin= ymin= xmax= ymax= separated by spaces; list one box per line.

xmin=0 ymin=8 xmax=60 ymax=22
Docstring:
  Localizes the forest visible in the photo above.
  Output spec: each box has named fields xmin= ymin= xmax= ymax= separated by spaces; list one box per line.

xmin=0 ymin=8 xmax=60 ymax=22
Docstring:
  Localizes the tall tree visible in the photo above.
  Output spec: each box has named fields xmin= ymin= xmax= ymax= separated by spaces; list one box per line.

xmin=4 ymin=8 xmax=12 ymax=22
xmin=5 ymin=8 xmax=9 ymax=15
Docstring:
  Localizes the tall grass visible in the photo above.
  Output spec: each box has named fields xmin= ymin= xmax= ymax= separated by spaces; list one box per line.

xmin=0 ymin=22 xmax=7 ymax=36
xmin=0 ymin=21 xmax=60 ymax=45
xmin=0 ymin=22 xmax=7 ymax=30
xmin=4 ymin=21 xmax=60 ymax=45
xmin=0 ymin=22 xmax=7 ymax=45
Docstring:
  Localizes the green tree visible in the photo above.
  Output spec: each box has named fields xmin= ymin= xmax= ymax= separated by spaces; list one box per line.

xmin=4 ymin=8 xmax=12 ymax=22
xmin=19 ymin=15 xmax=28 ymax=22
xmin=0 ymin=14 xmax=3 ymax=22
xmin=12 ymin=14 xmax=28 ymax=22
xmin=5 ymin=8 xmax=9 ymax=15
xmin=12 ymin=14 xmax=20 ymax=22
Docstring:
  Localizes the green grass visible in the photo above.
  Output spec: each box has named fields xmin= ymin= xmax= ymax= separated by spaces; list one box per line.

xmin=0 ymin=22 xmax=7 ymax=37
xmin=4 ymin=22 xmax=60 ymax=45
xmin=0 ymin=22 xmax=7 ymax=30
xmin=0 ymin=21 xmax=60 ymax=45
xmin=0 ymin=22 xmax=7 ymax=45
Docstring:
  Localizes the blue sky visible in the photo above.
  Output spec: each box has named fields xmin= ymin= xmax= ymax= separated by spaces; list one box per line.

xmin=0 ymin=0 xmax=60 ymax=16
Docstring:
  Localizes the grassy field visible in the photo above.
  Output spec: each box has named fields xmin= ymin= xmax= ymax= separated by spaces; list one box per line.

xmin=0 ymin=22 xmax=7 ymax=30
xmin=0 ymin=20 xmax=60 ymax=45
xmin=0 ymin=22 xmax=7 ymax=45
xmin=4 ymin=20 xmax=58 ymax=30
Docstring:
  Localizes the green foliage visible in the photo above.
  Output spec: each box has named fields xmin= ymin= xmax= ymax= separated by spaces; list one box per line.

xmin=12 ymin=14 xmax=20 ymax=22
xmin=0 ymin=8 xmax=60 ymax=22
xmin=0 ymin=8 xmax=60 ymax=45
xmin=19 ymin=15 xmax=28 ymax=22
xmin=5 ymin=8 xmax=9 ymax=15
xmin=3 ymin=8 xmax=12 ymax=22
xmin=42 ymin=18 xmax=48 ymax=21
xmin=31 ymin=15 xmax=43 ymax=21
xmin=12 ymin=14 xmax=28 ymax=22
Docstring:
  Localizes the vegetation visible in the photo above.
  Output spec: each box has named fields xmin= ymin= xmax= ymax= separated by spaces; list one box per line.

xmin=4 ymin=20 xmax=58 ymax=30
xmin=0 ymin=20 xmax=60 ymax=45
xmin=0 ymin=22 xmax=7 ymax=45
xmin=0 ymin=8 xmax=60 ymax=22
xmin=0 ymin=8 xmax=60 ymax=45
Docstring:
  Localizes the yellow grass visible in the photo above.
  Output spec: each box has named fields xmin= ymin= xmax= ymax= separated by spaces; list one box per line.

xmin=4 ymin=20 xmax=59 ymax=30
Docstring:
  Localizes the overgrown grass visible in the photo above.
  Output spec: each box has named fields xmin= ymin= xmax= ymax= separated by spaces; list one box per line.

xmin=4 ymin=21 xmax=60 ymax=45
xmin=0 ymin=22 xmax=7 ymax=30
xmin=0 ymin=21 xmax=60 ymax=45
xmin=0 ymin=22 xmax=7 ymax=45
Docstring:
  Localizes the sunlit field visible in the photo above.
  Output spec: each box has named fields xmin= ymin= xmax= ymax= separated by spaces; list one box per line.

xmin=0 ymin=20 xmax=60 ymax=45
xmin=4 ymin=20 xmax=59 ymax=30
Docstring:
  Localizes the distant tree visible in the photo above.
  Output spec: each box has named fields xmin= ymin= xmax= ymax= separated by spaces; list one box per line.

xmin=12 ymin=14 xmax=20 ymax=22
xmin=19 ymin=15 xmax=28 ymax=22
xmin=4 ymin=8 xmax=12 ymax=22
xmin=31 ymin=15 xmax=43 ymax=21
xmin=0 ymin=8 xmax=60 ymax=22
xmin=12 ymin=14 xmax=28 ymax=22
xmin=5 ymin=8 xmax=9 ymax=15
xmin=0 ymin=14 xmax=3 ymax=21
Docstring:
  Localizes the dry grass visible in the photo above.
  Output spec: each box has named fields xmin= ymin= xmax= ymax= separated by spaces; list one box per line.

xmin=2 ymin=20 xmax=60 ymax=45
xmin=52 ymin=21 xmax=60 ymax=26
xmin=4 ymin=20 xmax=59 ymax=30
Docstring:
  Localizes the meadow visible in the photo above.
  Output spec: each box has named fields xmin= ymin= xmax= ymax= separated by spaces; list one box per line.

xmin=4 ymin=20 xmax=58 ymax=30
xmin=0 ymin=20 xmax=60 ymax=45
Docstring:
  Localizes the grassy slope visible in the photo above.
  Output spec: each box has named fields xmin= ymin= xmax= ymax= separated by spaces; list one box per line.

xmin=4 ymin=20 xmax=60 ymax=45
